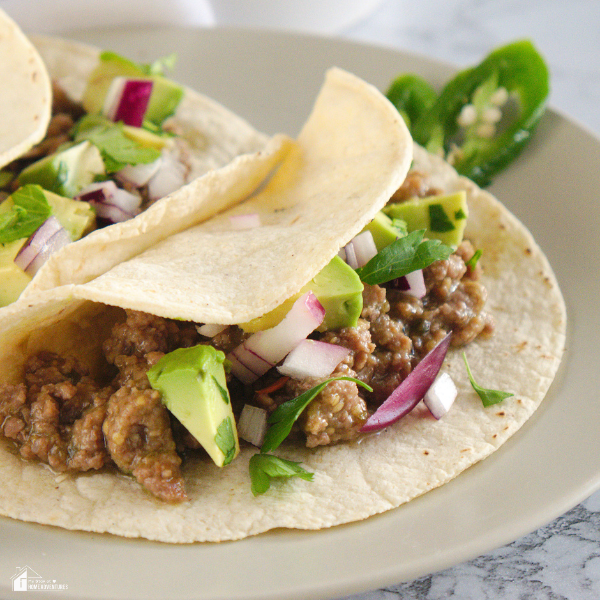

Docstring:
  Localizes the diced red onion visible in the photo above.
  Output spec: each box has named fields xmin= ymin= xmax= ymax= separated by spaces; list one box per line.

xmin=361 ymin=332 xmax=452 ymax=433
xmin=76 ymin=181 xmax=142 ymax=223
xmin=197 ymin=323 xmax=227 ymax=338
xmin=14 ymin=216 xmax=71 ymax=276
xmin=391 ymin=269 xmax=426 ymax=299
xmin=116 ymin=157 xmax=162 ymax=188
xmin=229 ymin=213 xmax=261 ymax=230
xmin=277 ymin=339 xmax=350 ymax=379
xmin=237 ymin=404 xmax=269 ymax=447
xmin=342 ymin=230 xmax=378 ymax=269
xmin=147 ymin=152 xmax=187 ymax=202
xmin=423 ymin=372 xmax=457 ymax=419
xmin=228 ymin=291 xmax=325 ymax=384
xmin=103 ymin=77 xmax=153 ymax=128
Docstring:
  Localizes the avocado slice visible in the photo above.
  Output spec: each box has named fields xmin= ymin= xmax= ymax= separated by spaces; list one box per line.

xmin=361 ymin=211 xmax=406 ymax=251
xmin=0 ymin=238 xmax=31 ymax=305
xmin=240 ymin=255 xmax=364 ymax=333
xmin=383 ymin=190 xmax=468 ymax=247
xmin=147 ymin=345 xmax=240 ymax=467
xmin=82 ymin=52 xmax=183 ymax=127
xmin=18 ymin=141 xmax=105 ymax=198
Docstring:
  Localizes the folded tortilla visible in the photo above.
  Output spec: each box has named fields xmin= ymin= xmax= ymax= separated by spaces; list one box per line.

xmin=0 ymin=9 xmax=51 ymax=168
xmin=0 ymin=67 xmax=565 ymax=543
xmin=18 ymin=35 xmax=285 ymax=297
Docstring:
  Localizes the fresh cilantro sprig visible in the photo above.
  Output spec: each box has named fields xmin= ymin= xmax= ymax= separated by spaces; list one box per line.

xmin=249 ymin=454 xmax=313 ymax=496
xmin=355 ymin=229 xmax=453 ymax=285
xmin=260 ymin=376 xmax=373 ymax=454
xmin=0 ymin=185 xmax=51 ymax=244
xmin=73 ymin=114 xmax=161 ymax=173
xmin=463 ymin=353 xmax=514 ymax=406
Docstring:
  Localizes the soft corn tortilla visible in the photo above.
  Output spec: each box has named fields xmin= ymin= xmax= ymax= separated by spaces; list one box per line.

xmin=19 ymin=35 xmax=281 ymax=296
xmin=0 ymin=70 xmax=565 ymax=543
xmin=0 ymin=9 xmax=51 ymax=168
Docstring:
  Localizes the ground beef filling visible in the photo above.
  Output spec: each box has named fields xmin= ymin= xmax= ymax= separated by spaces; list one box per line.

xmin=0 ymin=242 xmax=493 ymax=498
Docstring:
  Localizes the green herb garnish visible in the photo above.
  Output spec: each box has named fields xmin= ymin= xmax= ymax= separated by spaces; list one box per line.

xmin=0 ymin=185 xmax=51 ymax=244
xmin=73 ymin=114 xmax=160 ymax=172
xmin=465 ymin=249 xmax=483 ymax=270
xmin=249 ymin=454 xmax=313 ymax=496
xmin=428 ymin=203 xmax=455 ymax=233
xmin=215 ymin=417 xmax=237 ymax=465
xmin=463 ymin=353 xmax=514 ymax=406
xmin=212 ymin=375 xmax=230 ymax=405
xmin=260 ymin=377 xmax=373 ymax=454
xmin=355 ymin=229 xmax=453 ymax=285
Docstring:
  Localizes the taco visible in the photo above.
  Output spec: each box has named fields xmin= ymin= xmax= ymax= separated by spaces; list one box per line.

xmin=0 ymin=67 xmax=565 ymax=543
xmin=0 ymin=9 xmax=51 ymax=169
xmin=0 ymin=35 xmax=279 ymax=306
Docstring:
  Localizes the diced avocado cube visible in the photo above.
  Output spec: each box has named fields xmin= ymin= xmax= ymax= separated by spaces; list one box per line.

xmin=44 ymin=190 xmax=96 ymax=240
xmin=240 ymin=255 xmax=364 ymax=333
xmin=361 ymin=211 xmax=405 ymax=251
xmin=18 ymin=141 xmax=105 ymax=198
xmin=147 ymin=345 xmax=240 ymax=468
xmin=0 ymin=239 xmax=31 ymax=306
xmin=82 ymin=52 xmax=183 ymax=127
xmin=383 ymin=190 xmax=468 ymax=247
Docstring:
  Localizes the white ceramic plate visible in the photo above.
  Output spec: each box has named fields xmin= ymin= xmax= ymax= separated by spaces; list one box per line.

xmin=2 ymin=27 xmax=599 ymax=600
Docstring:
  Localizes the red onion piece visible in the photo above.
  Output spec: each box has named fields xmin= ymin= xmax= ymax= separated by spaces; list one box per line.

xmin=103 ymin=77 xmax=154 ymax=128
xmin=361 ymin=332 xmax=452 ymax=433
xmin=229 ymin=213 xmax=261 ymax=230
xmin=277 ymin=339 xmax=350 ymax=379
xmin=229 ymin=291 xmax=325 ymax=384
xmin=237 ymin=404 xmax=269 ymax=447
xmin=423 ymin=372 xmax=457 ymax=419
xmin=343 ymin=230 xmax=378 ymax=269
xmin=14 ymin=216 xmax=71 ymax=276
xmin=76 ymin=181 xmax=142 ymax=223
xmin=116 ymin=157 xmax=162 ymax=187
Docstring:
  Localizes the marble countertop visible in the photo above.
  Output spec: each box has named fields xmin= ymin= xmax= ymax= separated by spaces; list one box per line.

xmin=0 ymin=1 xmax=598 ymax=599
xmin=338 ymin=1 xmax=600 ymax=599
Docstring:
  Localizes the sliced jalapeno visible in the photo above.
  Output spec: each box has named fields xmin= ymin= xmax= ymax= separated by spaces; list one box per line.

xmin=391 ymin=40 xmax=549 ymax=187
xmin=386 ymin=73 xmax=437 ymax=130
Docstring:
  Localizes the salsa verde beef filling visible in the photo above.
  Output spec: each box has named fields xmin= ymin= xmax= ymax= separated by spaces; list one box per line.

xmin=0 ymin=168 xmax=492 ymax=502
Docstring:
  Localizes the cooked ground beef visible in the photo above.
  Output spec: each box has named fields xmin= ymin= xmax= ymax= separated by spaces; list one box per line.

xmin=0 ymin=238 xmax=494 ymax=497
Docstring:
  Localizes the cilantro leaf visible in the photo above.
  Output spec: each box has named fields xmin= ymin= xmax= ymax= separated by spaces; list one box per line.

xmin=249 ymin=453 xmax=313 ymax=496
xmin=465 ymin=248 xmax=483 ymax=270
xmin=355 ymin=229 xmax=453 ymax=285
xmin=215 ymin=417 xmax=237 ymax=465
xmin=212 ymin=375 xmax=230 ymax=405
xmin=463 ymin=353 xmax=514 ymax=407
xmin=73 ymin=114 xmax=160 ymax=173
xmin=0 ymin=185 xmax=51 ymax=244
xmin=260 ymin=377 xmax=373 ymax=454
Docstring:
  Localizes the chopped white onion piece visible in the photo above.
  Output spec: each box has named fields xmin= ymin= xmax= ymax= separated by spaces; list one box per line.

xmin=343 ymin=230 xmax=378 ymax=269
xmin=277 ymin=339 xmax=350 ymax=380
xmin=197 ymin=323 xmax=227 ymax=338
xmin=397 ymin=269 xmax=426 ymax=299
xmin=14 ymin=216 xmax=71 ymax=276
xmin=228 ymin=291 xmax=325 ymax=384
xmin=147 ymin=151 xmax=187 ymax=202
xmin=237 ymin=405 xmax=269 ymax=447
xmin=423 ymin=372 xmax=457 ymax=419
xmin=116 ymin=157 xmax=162 ymax=187
xmin=76 ymin=180 xmax=142 ymax=223
xmin=229 ymin=213 xmax=261 ymax=230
